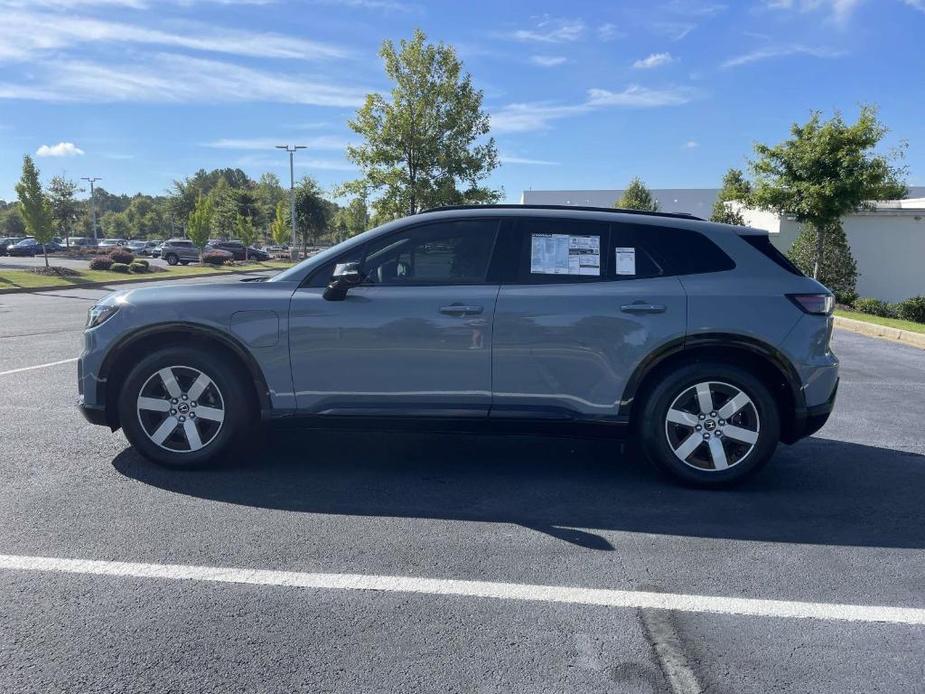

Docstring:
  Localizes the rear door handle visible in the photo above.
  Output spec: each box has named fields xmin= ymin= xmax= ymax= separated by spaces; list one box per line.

xmin=440 ymin=304 xmax=484 ymax=316
xmin=620 ymin=302 xmax=667 ymax=314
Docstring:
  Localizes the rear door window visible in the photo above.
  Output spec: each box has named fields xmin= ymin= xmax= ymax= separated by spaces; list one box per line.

xmin=513 ymin=218 xmax=609 ymax=283
xmin=611 ymin=223 xmax=735 ymax=277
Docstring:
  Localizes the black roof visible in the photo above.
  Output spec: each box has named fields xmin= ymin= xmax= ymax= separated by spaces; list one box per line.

xmin=423 ymin=203 xmax=702 ymax=221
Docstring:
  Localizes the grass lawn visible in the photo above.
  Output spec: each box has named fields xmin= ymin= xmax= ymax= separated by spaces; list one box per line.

xmin=0 ymin=260 xmax=293 ymax=292
xmin=835 ymin=309 xmax=925 ymax=335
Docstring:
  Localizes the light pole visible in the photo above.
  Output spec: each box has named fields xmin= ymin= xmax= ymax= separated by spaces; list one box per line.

xmin=81 ymin=177 xmax=101 ymax=243
xmin=276 ymin=145 xmax=305 ymax=260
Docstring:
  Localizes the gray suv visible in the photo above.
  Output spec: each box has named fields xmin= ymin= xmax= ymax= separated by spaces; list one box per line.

xmin=78 ymin=205 xmax=838 ymax=486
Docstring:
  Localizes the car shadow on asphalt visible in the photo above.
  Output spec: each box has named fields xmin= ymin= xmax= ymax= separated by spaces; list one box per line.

xmin=112 ymin=427 xmax=925 ymax=551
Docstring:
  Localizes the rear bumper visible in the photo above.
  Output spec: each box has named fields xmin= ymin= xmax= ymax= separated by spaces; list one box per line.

xmin=785 ymin=377 xmax=838 ymax=443
xmin=78 ymin=399 xmax=109 ymax=427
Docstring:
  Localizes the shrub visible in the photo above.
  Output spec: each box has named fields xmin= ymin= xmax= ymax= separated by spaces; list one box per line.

xmin=834 ymin=289 xmax=858 ymax=306
xmin=788 ymin=223 xmax=858 ymax=303
xmin=109 ymin=248 xmax=135 ymax=265
xmin=109 ymin=262 xmax=130 ymax=274
xmin=132 ymin=258 xmax=149 ymax=270
xmin=89 ymin=257 xmax=113 ymax=271
xmin=895 ymin=296 xmax=925 ymax=323
xmin=853 ymin=297 xmax=896 ymax=318
xmin=201 ymin=251 xmax=229 ymax=266
xmin=128 ymin=261 xmax=148 ymax=274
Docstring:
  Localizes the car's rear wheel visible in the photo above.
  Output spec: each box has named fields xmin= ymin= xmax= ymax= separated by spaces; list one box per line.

xmin=165 ymin=253 xmax=179 ymax=266
xmin=180 ymin=260 xmax=189 ymax=266
xmin=637 ymin=362 xmax=780 ymax=487
xmin=117 ymin=347 xmax=253 ymax=468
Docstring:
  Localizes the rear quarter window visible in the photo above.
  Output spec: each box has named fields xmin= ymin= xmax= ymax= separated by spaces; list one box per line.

xmin=613 ymin=223 xmax=735 ymax=276
xmin=740 ymin=234 xmax=804 ymax=276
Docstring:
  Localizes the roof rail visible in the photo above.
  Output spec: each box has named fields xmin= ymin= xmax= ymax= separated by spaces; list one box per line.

xmin=421 ymin=203 xmax=703 ymax=221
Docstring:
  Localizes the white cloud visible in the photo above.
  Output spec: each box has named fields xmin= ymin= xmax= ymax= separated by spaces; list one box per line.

xmin=633 ymin=52 xmax=675 ymax=69
xmin=500 ymin=155 xmax=559 ymax=165
xmin=0 ymin=54 xmax=370 ymax=106
xmin=529 ymin=55 xmax=567 ymax=67
xmin=0 ymin=0 xmax=274 ymax=6
xmin=235 ymin=154 xmax=357 ymax=171
xmin=309 ymin=0 xmax=411 ymax=10
xmin=721 ymin=44 xmax=844 ymax=68
xmin=0 ymin=10 xmax=347 ymax=62
xmin=651 ymin=21 xmax=697 ymax=40
xmin=507 ymin=17 xmax=584 ymax=43
xmin=901 ymin=0 xmax=924 ymax=10
xmin=491 ymin=85 xmax=696 ymax=133
xmin=683 ymin=140 xmax=699 ymax=148
xmin=763 ymin=0 xmax=864 ymax=22
xmin=36 ymin=142 xmax=85 ymax=157
xmin=204 ymin=135 xmax=354 ymax=150
xmin=597 ymin=23 xmax=623 ymax=40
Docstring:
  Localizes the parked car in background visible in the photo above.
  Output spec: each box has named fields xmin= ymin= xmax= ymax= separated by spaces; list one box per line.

xmin=6 ymin=237 xmax=61 ymax=256
xmin=0 ymin=237 xmax=25 ymax=255
xmin=246 ymin=246 xmax=270 ymax=261
xmin=150 ymin=243 xmax=163 ymax=258
xmin=66 ymin=237 xmax=98 ymax=249
xmin=127 ymin=240 xmax=159 ymax=256
xmin=208 ymin=240 xmax=271 ymax=261
xmin=98 ymin=239 xmax=127 ymax=250
xmin=159 ymin=239 xmax=233 ymax=265
xmin=79 ymin=204 xmax=838 ymax=486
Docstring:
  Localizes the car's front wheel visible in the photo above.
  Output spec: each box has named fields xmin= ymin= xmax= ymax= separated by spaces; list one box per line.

xmin=637 ymin=363 xmax=780 ymax=487
xmin=117 ymin=347 xmax=253 ymax=468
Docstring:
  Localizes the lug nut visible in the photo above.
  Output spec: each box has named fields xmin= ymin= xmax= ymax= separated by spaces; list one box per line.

xmin=698 ymin=414 xmax=706 ymax=420
xmin=695 ymin=425 xmax=702 ymax=431
xmin=170 ymin=409 xmax=177 ymax=416
xmin=171 ymin=398 xmax=178 ymax=404
xmin=703 ymin=432 xmax=711 ymax=439
xmin=190 ymin=401 xmax=197 ymax=408
xmin=710 ymin=411 xmax=717 ymax=417
xmin=715 ymin=431 xmax=722 ymax=438
xmin=189 ymin=413 xmax=196 ymax=419
xmin=178 ymin=415 xmax=186 ymax=422
xmin=719 ymin=419 xmax=725 ymax=426
xmin=181 ymin=394 xmax=188 ymax=401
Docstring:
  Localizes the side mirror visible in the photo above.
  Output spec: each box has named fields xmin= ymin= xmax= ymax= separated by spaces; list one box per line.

xmin=323 ymin=262 xmax=364 ymax=301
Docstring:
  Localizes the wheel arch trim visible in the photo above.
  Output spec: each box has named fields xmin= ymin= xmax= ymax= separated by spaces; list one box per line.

xmin=619 ymin=333 xmax=807 ymax=435
xmin=98 ymin=321 xmax=273 ymax=427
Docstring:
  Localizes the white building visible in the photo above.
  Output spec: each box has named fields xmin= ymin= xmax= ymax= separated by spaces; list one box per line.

xmin=522 ymin=187 xmax=925 ymax=303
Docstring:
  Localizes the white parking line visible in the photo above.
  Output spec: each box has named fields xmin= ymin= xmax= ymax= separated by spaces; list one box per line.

xmin=0 ymin=357 xmax=77 ymax=377
xmin=2 ymin=553 xmax=923 ymax=626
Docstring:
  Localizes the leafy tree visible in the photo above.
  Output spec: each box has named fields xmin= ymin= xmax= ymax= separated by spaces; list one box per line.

xmin=48 ymin=176 xmax=81 ymax=246
xmin=270 ymin=201 xmax=290 ymax=247
xmin=1 ymin=205 xmax=26 ymax=236
xmin=209 ymin=176 xmax=238 ymax=239
xmin=615 ymin=178 xmax=659 ymax=212
xmin=294 ymin=176 xmax=331 ymax=253
xmin=234 ymin=213 xmax=257 ymax=261
xmin=256 ymin=172 xmax=286 ymax=231
xmin=788 ymin=222 xmax=858 ymax=304
xmin=124 ymin=195 xmax=165 ymax=238
xmin=15 ymin=155 xmax=54 ymax=267
xmin=710 ymin=168 xmax=752 ymax=225
xmin=187 ymin=194 xmax=214 ymax=261
xmin=344 ymin=197 xmax=368 ymax=235
xmin=100 ymin=210 xmax=131 ymax=239
xmin=342 ymin=28 xmax=500 ymax=219
xmin=750 ymin=106 xmax=906 ymax=285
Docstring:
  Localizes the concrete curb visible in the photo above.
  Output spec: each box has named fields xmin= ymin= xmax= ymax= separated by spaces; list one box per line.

xmin=0 ymin=268 xmax=279 ymax=295
xmin=834 ymin=315 xmax=925 ymax=350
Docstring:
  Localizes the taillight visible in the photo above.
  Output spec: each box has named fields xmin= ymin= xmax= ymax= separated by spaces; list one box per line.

xmin=787 ymin=293 xmax=834 ymax=315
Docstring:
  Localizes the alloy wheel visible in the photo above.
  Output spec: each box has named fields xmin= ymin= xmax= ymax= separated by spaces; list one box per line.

xmin=664 ymin=381 xmax=760 ymax=472
xmin=136 ymin=365 xmax=225 ymax=453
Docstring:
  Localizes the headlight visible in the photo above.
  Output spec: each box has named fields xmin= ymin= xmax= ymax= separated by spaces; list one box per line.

xmin=86 ymin=303 xmax=119 ymax=329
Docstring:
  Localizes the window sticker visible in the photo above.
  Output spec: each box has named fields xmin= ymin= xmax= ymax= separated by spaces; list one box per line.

xmin=615 ymin=247 xmax=636 ymax=276
xmin=530 ymin=234 xmax=600 ymax=276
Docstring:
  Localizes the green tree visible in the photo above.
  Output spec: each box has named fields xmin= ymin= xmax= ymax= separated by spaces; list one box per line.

xmin=124 ymin=195 xmax=165 ymax=238
xmin=294 ymin=176 xmax=331 ymax=253
xmin=234 ymin=213 xmax=257 ymax=261
xmin=100 ymin=210 xmax=131 ymax=239
xmin=710 ymin=169 xmax=752 ymax=225
xmin=187 ymin=194 xmax=214 ymax=261
xmin=48 ymin=176 xmax=81 ymax=246
xmin=256 ymin=172 xmax=286 ymax=232
xmin=342 ymin=28 xmax=500 ymax=220
xmin=344 ymin=197 xmax=368 ymax=235
xmin=1 ymin=205 xmax=26 ymax=236
xmin=750 ymin=106 xmax=906 ymax=285
xmin=209 ymin=176 xmax=238 ymax=239
xmin=615 ymin=178 xmax=659 ymax=212
xmin=15 ymin=155 xmax=54 ymax=267
xmin=269 ymin=201 xmax=290 ymax=248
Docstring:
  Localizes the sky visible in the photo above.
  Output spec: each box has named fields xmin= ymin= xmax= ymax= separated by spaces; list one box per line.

xmin=1 ymin=0 xmax=923 ymax=205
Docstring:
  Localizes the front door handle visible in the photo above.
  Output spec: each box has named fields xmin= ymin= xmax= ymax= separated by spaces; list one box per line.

xmin=620 ymin=302 xmax=667 ymax=314
xmin=440 ymin=304 xmax=484 ymax=316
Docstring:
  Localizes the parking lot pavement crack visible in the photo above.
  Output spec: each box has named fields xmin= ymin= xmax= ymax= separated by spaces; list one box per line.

xmin=639 ymin=605 xmax=705 ymax=694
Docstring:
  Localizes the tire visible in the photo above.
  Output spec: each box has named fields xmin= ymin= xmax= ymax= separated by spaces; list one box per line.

xmin=165 ymin=254 xmax=179 ymax=266
xmin=117 ymin=346 xmax=254 ymax=468
xmin=637 ymin=362 xmax=780 ymax=487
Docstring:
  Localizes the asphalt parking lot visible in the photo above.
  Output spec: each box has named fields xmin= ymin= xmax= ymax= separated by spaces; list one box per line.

xmin=1 ymin=277 xmax=923 ymax=693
